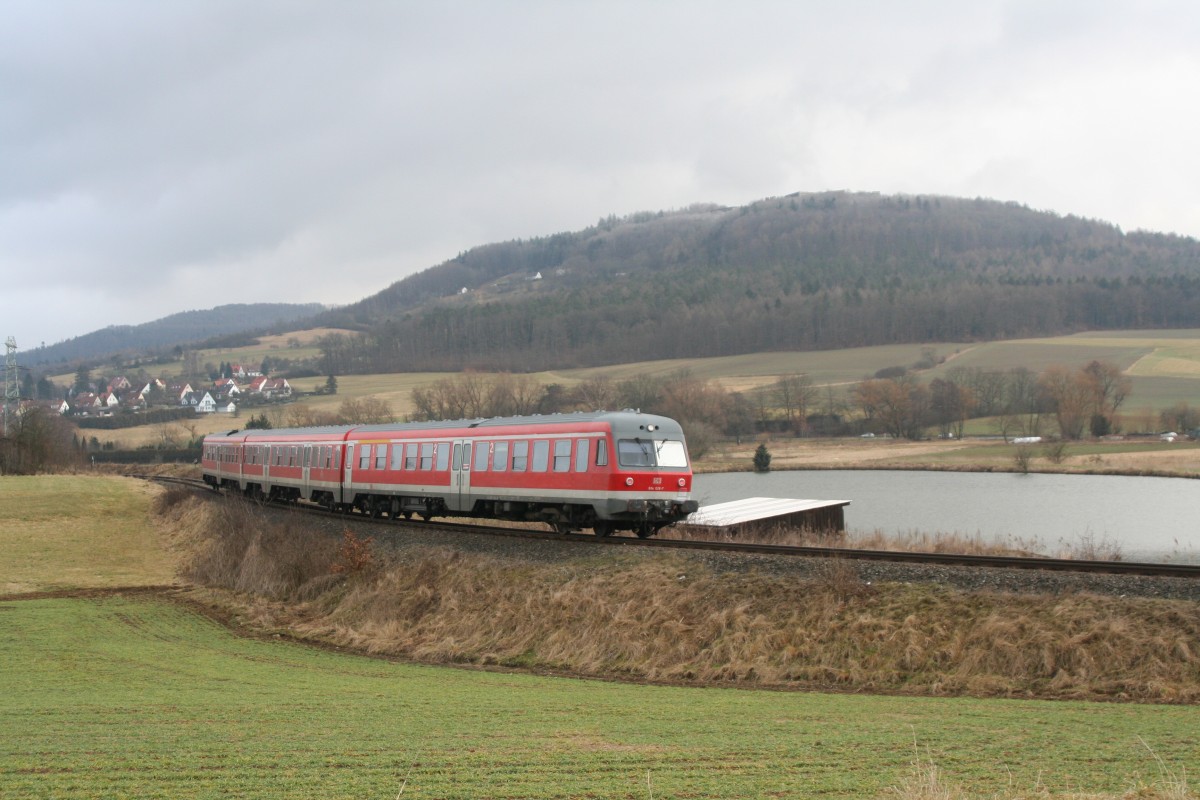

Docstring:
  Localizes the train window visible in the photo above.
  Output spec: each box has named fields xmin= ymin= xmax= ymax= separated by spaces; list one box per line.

xmin=473 ymin=442 xmax=490 ymax=471
xmin=420 ymin=443 xmax=434 ymax=470
xmin=360 ymin=445 xmax=371 ymax=470
xmin=333 ymin=449 xmax=340 ymax=470
xmin=511 ymin=441 xmax=528 ymax=471
xmin=436 ymin=443 xmax=450 ymax=471
xmin=575 ymin=439 xmax=590 ymax=472
xmin=532 ymin=440 xmax=550 ymax=472
xmin=462 ymin=443 xmax=471 ymax=470
xmin=493 ymin=441 xmax=509 ymax=471
xmin=406 ymin=443 xmax=418 ymax=470
xmin=391 ymin=444 xmax=404 ymax=470
xmin=376 ymin=445 xmax=388 ymax=470
xmin=655 ymin=440 xmax=689 ymax=468
xmin=553 ymin=440 xmax=571 ymax=472
xmin=617 ymin=439 xmax=654 ymax=467
xmin=596 ymin=439 xmax=608 ymax=467
xmin=452 ymin=443 xmax=462 ymax=471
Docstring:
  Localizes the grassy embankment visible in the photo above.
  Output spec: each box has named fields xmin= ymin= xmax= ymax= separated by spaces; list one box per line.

xmin=4 ymin=475 xmax=1198 ymax=797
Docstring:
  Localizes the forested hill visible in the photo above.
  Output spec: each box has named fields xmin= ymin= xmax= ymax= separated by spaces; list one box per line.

xmin=21 ymin=303 xmax=325 ymax=368
xmin=316 ymin=191 xmax=1200 ymax=373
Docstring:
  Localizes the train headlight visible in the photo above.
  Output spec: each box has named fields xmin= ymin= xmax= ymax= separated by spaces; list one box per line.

xmin=678 ymin=478 xmax=686 ymax=487
xmin=625 ymin=477 xmax=634 ymax=486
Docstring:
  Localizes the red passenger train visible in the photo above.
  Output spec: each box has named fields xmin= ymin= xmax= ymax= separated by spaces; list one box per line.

xmin=201 ymin=410 xmax=699 ymax=537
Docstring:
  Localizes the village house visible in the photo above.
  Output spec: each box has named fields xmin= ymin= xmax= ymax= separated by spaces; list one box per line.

xmin=138 ymin=378 xmax=167 ymax=398
xmin=119 ymin=391 xmax=147 ymax=411
xmin=259 ymin=378 xmax=292 ymax=399
xmin=182 ymin=391 xmax=217 ymax=414
xmin=69 ymin=392 xmax=99 ymax=414
xmin=166 ymin=383 xmax=194 ymax=403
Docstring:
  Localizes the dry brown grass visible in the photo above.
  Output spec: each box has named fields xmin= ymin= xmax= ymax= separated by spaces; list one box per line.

xmin=170 ymin=495 xmax=342 ymax=600
xmin=168 ymin=495 xmax=1200 ymax=703
xmin=663 ymin=522 xmax=1050 ymax=558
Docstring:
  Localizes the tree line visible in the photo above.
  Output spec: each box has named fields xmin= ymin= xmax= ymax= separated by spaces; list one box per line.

xmin=315 ymin=276 xmax=1200 ymax=375
xmin=395 ymin=359 xmax=1179 ymax=450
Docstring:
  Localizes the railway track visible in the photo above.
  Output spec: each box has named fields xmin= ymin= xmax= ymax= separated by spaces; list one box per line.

xmin=157 ymin=475 xmax=1200 ymax=580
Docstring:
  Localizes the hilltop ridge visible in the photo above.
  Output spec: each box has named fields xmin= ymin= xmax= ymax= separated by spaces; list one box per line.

xmin=313 ymin=191 xmax=1200 ymax=373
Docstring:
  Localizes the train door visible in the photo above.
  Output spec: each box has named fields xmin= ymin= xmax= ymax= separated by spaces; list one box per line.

xmin=450 ymin=439 xmax=473 ymax=513
xmin=302 ymin=444 xmax=312 ymax=499
xmin=343 ymin=443 xmax=355 ymax=506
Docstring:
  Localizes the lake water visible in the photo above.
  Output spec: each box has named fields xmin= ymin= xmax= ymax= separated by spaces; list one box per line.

xmin=692 ymin=470 xmax=1200 ymax=563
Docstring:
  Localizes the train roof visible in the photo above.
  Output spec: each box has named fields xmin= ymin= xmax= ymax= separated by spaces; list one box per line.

xmin=203 ymin=410 xmax=684 ymax=442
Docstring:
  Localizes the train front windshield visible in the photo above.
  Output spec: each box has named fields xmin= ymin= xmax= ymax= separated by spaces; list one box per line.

xmin=617 ymin=439 xmax=689 ymax=468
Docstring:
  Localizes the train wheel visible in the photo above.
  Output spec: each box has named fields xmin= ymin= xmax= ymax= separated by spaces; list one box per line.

xmin=635 ymin=523 xmax=654 ymax=539
xmin=593 ymin=522 xmax=614 ymax=538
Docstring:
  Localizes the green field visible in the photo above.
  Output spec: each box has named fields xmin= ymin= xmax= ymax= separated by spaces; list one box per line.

xmin=1 ymin=475 xmax=1198 ymax=797
xmin=2 ymin=594 xmax=1196 ymax=799
xmin=0 ymin=475 xmax=176 ymax=594
xmin=289 ymin=329 xmax=1200 ymax=416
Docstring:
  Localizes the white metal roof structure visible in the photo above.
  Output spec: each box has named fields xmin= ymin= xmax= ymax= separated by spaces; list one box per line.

xmin=685 ymin=497 xmax=850 ymax=529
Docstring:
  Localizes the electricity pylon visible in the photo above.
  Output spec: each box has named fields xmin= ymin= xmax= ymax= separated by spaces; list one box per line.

xmin=3 ymin=337 xmax=17 ymax=437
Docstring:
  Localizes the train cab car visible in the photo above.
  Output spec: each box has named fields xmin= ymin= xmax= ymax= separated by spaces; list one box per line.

xmin=344 ymin=411 xmax=698 ymax=536
xmin=202 ymin=411 xmax=699 ymax=538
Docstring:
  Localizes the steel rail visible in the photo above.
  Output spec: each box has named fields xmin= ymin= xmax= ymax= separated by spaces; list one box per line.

xmin=160 ymin=476 xmax=1200 ymax=579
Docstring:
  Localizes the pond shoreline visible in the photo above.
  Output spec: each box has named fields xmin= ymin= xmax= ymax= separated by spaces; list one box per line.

xmin=692 ymin=436 xmax=1200 ymax=479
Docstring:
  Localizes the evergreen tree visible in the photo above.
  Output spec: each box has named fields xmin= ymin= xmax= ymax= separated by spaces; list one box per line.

xmin=753 ymin=442 xmax=771 ymax=472
xmin=72 ymin=365 xmax=92 ymax=394
xmin=245 ymin=413 xmax=273 ymax=430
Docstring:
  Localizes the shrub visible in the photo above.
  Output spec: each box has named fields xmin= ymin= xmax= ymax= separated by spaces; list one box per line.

xmin=752 ymin=442 xmax=771 ymax=472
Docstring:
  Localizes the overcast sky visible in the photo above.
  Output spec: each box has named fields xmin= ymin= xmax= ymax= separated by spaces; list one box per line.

xmin=3 ymin=1 xmax=1198 ymax=350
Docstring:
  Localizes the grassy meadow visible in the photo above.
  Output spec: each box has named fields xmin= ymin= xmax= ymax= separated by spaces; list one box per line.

xmin=3 ymin=593 xmax=1197 ymax=799
xmin=0 ymin=475 xmax=177 ymax=594
xmin=2 ymin=475 xmax=1199 ymax=797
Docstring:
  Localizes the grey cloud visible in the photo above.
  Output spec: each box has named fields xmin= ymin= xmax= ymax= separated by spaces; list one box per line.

xmin=2 ymin=1 xmax=1199 ymax=349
